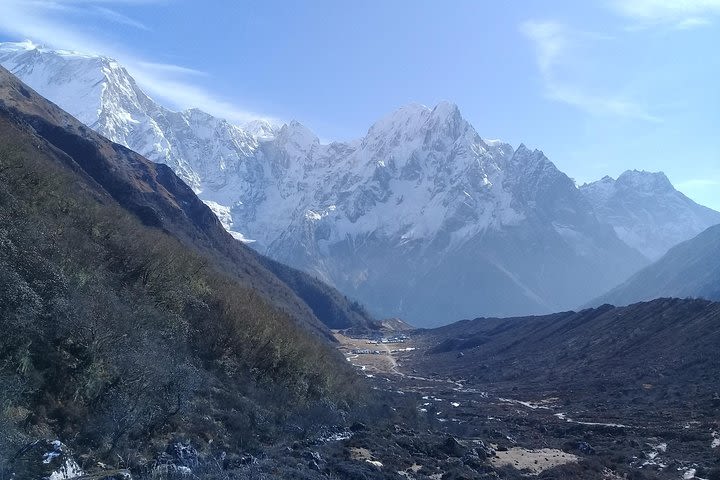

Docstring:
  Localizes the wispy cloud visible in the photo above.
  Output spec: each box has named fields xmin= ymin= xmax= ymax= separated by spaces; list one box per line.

xmin=520 ymin=20 xmax=660 ymax=122
xmin=91 ymin=6 xmax=150 ymax=31
xmin=136 ymin=61 xmax=208 ymax=77
xmin=16 ymin=0 xmax=155 ymax=30
xmin=610 ymin=0 xmax=720 ymax=29
xmin=0 ymin=0 xmax=274 ymax=125
xmin=519 ymin=21 xmax=566 ymax=78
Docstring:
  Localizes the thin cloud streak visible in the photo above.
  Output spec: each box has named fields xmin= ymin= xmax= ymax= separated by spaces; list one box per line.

xmin=91 ymin=6 xmax=150 ymax=31
xmin=0 ymin=0 xmax=274 ymax=125
xmin=20 ymin=0 xmax=151 ymax=30
xmin=136 ymin=61 xmax=209 ymax=77
xmin=520 ymin=19 xmax=661 ymax=123
xmin=610 ymin=0 xmax=720 ymax=29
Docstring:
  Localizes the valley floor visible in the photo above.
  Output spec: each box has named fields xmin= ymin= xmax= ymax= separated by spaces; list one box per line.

xmin=16 ymin=329 xmax=719 ymax=479
xmin=329 ymin=330 xmax=720 ymax=479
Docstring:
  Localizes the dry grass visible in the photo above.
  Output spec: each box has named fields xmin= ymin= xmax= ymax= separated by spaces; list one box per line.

xmin=491 ymin=447 xmax=578 ymax=475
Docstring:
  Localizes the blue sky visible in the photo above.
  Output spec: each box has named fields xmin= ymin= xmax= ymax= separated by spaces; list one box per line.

xmin=1 ymin=0 xmax=719 ymax=209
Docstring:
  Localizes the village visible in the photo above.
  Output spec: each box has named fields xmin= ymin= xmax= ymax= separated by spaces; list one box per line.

xmin=348 ymin=333 xmax=411 ymax=355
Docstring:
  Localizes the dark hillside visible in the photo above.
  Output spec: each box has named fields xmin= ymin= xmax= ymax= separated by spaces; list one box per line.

xmin=413 ymin=298 xmax=720 ymax=407
xmin=258 ymin=255 xmax=377 ymax=330
xmin=0 ymin=68 xmax=368 ymax=477
xmin=0 ymin=65 xmax=376 ymax=335
xmin=592 ymin=224 xmax=720 ymax=307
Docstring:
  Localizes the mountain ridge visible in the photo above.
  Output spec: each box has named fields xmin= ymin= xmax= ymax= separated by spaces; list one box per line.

xmin=591 ymin=223 xmax=720 ymax=307
xmin=0 ymin=64 xmax=373 ymax=477
xmin=3 ymin=41 xmax=718 ymax=325
xmin=0 ymin=62 xmax=376 ymax=333
xmin=580 ymin=169 xmax=720 ymax=260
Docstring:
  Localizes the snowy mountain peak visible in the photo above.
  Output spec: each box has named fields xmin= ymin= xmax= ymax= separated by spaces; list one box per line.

xmin=431 ymin=100 xmax=461 ymax=117
xmin=184 ymin=107 xmax=215 ymax=121
xmin=242 ymin=119 xmax=277 ymax=140
xmin=581 ymin=170 xmax=720 ymax=260
xmin=4 ymin=42 xmax=719 ymax=324
xmin=427 ymin=101 xmax=470 ymax=142
xmin=580 ymin=175 xmax=616 ymax=204
xmin=0 ymin=40 xmax=104 ymax=60
xmin=0 ymin=40 xmax=39 ymax=54
xmin=509 ymin=144 xmax=556 ymax=172
xmin=429 ymin=100 xmax=463 ymax=127
xmin=513 ymin=143 xmax=533 ymax=156
xmin=0 ymin=42 xmax=126 ymax=126
xmin=365 ymin=101 xmax=470 ymax=140
xmin=616 ymin=169 xmax=674 ymax=193
xmin=277 ymin=120 xmax=319 ymax=146
xmin=365 ymin=103 xmax=431 ymax=140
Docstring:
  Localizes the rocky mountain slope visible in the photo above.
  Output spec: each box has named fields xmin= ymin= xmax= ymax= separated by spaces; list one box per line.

xmin=0 ymin=40 xmax=272 ymax=197
xmin=243 ymin=104 xmax=649 ymax=325
xmin=0 ymin=65 xmax=376 ymax=478
xmin=390 ymin=298 xmax=720 ymax=478
xmin=581 ymin=170 xmax=720 ymax=260
xmin=413 ymin=297 xmax=720 ymax=407
xmin=592 ymin=224 xmax=720 ymax=306
xmin=12 ymin=41 xmax=718 ymax=325
xmin=0 ymin=44 xmax=377 ymax=331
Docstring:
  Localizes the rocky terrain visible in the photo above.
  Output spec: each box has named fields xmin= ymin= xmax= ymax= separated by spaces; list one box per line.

xmin=0 ymin=65 xmax=373 ymax=479
xmin=20 ymin=297 xmax=718 ymax=480
xmin=317 ymin=298 xmax=720 ymax=479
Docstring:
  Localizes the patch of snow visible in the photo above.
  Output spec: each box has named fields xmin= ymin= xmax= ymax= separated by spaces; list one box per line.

xmin=48 ymin=459 xmax=83 ymax=480
xmin=203 ymin=200 xmax=255 ymax=243
xmin=43 ymin=450 xmax=61 ymax=464
xmin=554 ymin=412 xmax=630 ymax=428
xmin=322 ymin=431 xmax=353 ymax=442
xmin=499 ymin=398 xmax=552 ymax=410
xmin=228 ymin=230 xmax=256 ymax=243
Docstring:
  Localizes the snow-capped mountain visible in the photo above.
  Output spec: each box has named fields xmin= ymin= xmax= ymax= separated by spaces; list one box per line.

xmin=581 ymin=171 xmax=720 ymax=260
xmin=0 ymin=41 xmax=665 ymax=325
xmin=0 ymin=41 xmax=273 ymax=202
